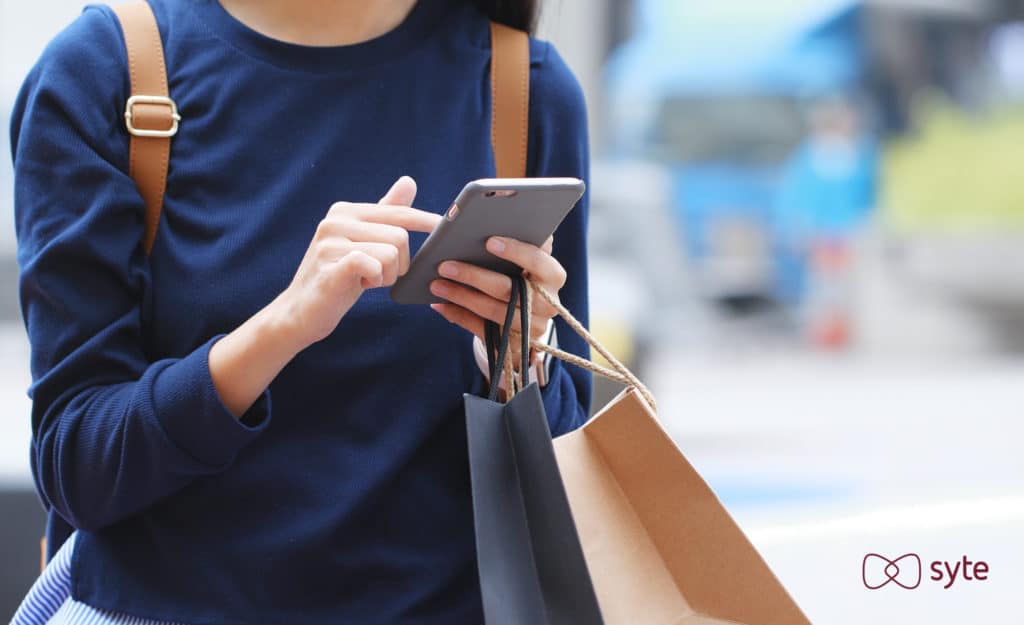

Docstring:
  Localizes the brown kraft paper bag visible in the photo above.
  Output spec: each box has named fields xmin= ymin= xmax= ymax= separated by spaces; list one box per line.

xmin=530 ymin=282 xmax=812 ymax=625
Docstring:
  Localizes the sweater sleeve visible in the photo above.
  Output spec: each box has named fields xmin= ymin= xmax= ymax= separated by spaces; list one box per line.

xmin=527 ymin=41 xmax=593 ymax=436
xmin=10 ymin=7 xmax=271 ymax=532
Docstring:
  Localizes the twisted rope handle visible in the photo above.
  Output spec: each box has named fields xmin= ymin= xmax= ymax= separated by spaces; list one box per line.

xmin=500 ymin=278 xmax=599 ymax=397
xmin=524 ymin=278 xmax=657 ymax=412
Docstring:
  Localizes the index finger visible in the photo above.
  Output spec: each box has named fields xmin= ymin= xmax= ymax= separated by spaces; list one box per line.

xmin=353 ymin=203 xmax=441 ymax=233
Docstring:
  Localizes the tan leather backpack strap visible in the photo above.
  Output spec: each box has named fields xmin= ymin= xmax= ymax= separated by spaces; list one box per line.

xmin=489 ymin=20 xmax=529 ymax=178
xmin=488 ymin=21 xmax=534 ymax=399
xmin=112 ymin=1 xmax=179 ymax=255
xmin=39 ymin=3 xmax=177 ymax=569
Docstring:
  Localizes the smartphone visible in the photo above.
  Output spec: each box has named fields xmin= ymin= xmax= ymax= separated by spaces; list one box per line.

xmin=390 ymin=177 xmax=585 ymax=305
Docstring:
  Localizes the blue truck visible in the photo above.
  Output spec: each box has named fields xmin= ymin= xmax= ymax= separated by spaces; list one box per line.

xmin=605 ymin=0 xmax=878 ymax=311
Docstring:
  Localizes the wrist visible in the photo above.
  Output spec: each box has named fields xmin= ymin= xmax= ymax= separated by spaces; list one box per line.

xmin=263 ymin=291 xmax=311 ymax=358
xmin=472 ymin=319 xmax=554 ymax=390
xmin=209 ymin=302 xmax=297 ymax=419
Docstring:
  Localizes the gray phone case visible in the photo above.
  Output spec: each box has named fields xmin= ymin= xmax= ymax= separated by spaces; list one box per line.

xmin=390 ymin=178 xmax=585 ymax=305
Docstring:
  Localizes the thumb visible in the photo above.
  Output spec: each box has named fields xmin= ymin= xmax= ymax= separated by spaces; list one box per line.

xmin=379 ymin=175 xmax=417 ymax=207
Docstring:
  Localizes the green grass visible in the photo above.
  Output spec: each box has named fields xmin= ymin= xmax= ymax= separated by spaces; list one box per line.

xmin=882 ymin=98 xmax=1024 ymax=233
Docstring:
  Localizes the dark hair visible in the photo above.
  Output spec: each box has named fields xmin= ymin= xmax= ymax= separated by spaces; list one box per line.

xmin=471 ymin=0 xmax=540 ymax=33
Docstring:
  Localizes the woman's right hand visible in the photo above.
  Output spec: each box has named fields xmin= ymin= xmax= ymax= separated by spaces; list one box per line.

xmin=209 ymin=176 xmax=438 ymax=419
xmin=272 ymin=176 xmax=440 ymax=352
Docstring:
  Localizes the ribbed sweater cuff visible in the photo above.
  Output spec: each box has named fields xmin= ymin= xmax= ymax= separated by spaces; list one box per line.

xmin=150 ymin=333 xmax=271 ymax=468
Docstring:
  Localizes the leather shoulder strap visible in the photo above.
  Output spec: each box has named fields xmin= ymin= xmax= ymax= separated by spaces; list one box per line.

xmin=41 ymin=6 xmax=172 ymax=569
xmin=489 ymin=21 xmax=530 ymax=178
xmin=112 ymin=1 xmax=178 ymax=256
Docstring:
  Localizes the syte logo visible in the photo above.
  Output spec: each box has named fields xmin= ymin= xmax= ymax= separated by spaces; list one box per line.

xmin=862 ymin=553 xmax=989 ymax=590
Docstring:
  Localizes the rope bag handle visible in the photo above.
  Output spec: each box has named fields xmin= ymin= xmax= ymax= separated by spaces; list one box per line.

xmin=525 ymin=281 xmax=656 ymax=411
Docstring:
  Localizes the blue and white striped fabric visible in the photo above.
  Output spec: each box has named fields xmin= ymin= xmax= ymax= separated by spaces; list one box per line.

xmin=10 ymin=532 xmax=182 ymax=625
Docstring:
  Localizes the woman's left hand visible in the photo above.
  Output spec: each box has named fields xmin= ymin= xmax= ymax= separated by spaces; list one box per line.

xmin=429 ymin=235 xmax=564 ymax=364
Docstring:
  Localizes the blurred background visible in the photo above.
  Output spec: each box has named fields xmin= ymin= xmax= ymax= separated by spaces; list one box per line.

xmin=2 ymin=0 xmax=1023 ymax=623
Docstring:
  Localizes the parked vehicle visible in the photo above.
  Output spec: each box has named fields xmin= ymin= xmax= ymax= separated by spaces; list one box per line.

xmin=604 ymin=0 xmax=877 ymax=334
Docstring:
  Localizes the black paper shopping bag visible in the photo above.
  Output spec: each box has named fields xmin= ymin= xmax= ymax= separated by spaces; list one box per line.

xmin=463 ymin=275 xmax=603 ymax=625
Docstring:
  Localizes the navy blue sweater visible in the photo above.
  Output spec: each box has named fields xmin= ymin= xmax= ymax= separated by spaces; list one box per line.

xmin=9 ymin=1 xmax=591 ymax=623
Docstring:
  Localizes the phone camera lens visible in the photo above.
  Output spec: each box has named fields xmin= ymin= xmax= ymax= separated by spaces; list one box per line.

xmin=486 ymin=189 xmax=517 ymax=198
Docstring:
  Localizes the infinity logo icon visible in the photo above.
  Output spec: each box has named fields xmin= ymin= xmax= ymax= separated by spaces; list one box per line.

xmin=862 ymin=553 xmax=922 ymax=589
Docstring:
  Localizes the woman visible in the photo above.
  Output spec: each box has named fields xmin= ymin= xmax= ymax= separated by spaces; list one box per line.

xmin=9 ymin=0 xmax=591 ymax=623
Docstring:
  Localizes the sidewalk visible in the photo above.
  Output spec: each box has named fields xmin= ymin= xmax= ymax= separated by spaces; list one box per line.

xmin=644 ymin=346 xmax=1024 ymax=625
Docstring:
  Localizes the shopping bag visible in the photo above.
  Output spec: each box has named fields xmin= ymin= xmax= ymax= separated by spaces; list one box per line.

xmin=464 ymin=274 xmax=605 ymax=625
xmin=553 ymin=387 xmax=812 ymax=625
xmin=500 ymin=277 xmax=810 ymax=625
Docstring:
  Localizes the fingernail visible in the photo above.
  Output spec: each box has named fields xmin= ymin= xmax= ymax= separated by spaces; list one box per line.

xmin=430 ymin=281 xmax=449 ymax=296
xmin=487 ymin=237 xmax=506 ymax=253
xmin=438 ymin=261 xmax=458 ymax=278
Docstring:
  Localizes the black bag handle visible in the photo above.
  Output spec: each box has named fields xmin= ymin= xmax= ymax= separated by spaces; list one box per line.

xmin=484 ymin=274 xmax=530 ymax=401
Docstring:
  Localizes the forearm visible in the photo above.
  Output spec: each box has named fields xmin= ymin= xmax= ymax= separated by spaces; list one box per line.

xmin=209 ymin=295 xmax=303 ymax=419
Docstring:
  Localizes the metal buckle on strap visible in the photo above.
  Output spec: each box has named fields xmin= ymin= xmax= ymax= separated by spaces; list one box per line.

xmin=124 ymin=95 xmax=180 ymax=138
